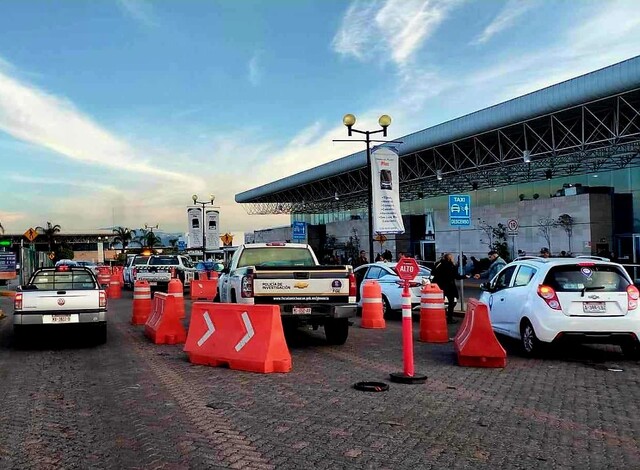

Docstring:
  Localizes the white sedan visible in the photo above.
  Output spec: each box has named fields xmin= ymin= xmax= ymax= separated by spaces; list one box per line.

xmin=354 ymin=262 xmax=431 ymax=316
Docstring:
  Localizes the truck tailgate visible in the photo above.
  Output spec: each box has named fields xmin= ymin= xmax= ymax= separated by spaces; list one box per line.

xmin=253 ymin=268 xmax=351 ymax=303
xmin=22 ymin=291 xmax=100 ymax=312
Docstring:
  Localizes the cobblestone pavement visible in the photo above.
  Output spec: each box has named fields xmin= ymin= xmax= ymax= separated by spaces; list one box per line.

xmin=0 ymin=293 xmax=639 ymax=469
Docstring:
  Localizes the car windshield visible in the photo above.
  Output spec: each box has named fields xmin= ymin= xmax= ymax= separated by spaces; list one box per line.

xmin=237 ymin=247 xmax=316 ymax=268
xmin=149 ymin=256 xmax=178 ymax=266
xmin=29 ymin=270 xmax=96 ymax=290
xmin=544 ymin=264 xmax=630 ymax=292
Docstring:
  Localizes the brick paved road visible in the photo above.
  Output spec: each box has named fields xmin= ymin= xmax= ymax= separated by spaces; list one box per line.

xmin=0 ymin=293 xmax=639 ymax=469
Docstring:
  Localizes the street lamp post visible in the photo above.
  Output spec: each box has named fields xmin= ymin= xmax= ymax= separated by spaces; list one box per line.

xmin=192 ymin=194 xmax=215 ymax=262
xmin=335 ymin=114 xmax=392 ymax=263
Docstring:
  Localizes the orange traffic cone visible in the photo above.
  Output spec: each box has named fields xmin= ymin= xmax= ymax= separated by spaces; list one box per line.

xmin=108 ymin=273 xmax=122 ymax=299
xmin=361 ymin=280 xmax=385 ymax=329
xmin=132 ymin=280 xmax=152 ymax=325
xmin=419 ymin=283 xmax=448 ymax=343
xmin=168 ymin=278 xmax=185 ymax=319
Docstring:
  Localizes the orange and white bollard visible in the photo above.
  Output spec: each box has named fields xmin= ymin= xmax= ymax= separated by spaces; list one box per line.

xmin=131 ymin=280 xmax=152 ymax=325
xmin=361 ymin=280 xmax=385 ymax=329
xmin=108 ymin=273 xmax=122 ymax=299
xmin=419 ymin=283 xmax=448 ymax=343
xmin=168 ymin=278 xmax=185 ymax=320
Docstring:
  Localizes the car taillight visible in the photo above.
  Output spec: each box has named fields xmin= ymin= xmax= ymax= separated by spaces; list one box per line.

xmin=627 ymin=285 xmax=639 ymax=310
xmin=241 ymin=274 xmax=254 ymax=298
xmin=99 ymin=291 xmax=107 ymax=308
xmin=349 ymin=271 xmax=356 ymax=296
xmin=132 ymin=268 xmax=137 ymax=278
xmin=537 ymin=284 xmax=562 ymax=310
xmin=14 ymin=293 xmax=22 ymax=310
xmin=170 ymin=267 xmax=176 ymax=278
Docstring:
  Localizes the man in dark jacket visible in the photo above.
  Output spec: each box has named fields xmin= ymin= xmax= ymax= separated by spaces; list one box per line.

xmin=433 ymin=253 xmax=469 ymax=324
xmin=474 ymin=250 xmax=507 ymax=281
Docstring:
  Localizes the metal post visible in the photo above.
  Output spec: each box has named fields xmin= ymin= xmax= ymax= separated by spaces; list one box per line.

xmin=202 ymin=205 xmax=206 ymax=263
xmin=458 ymin=226 xmax=464 ymax=312
xmin=366 ymin=131 xmax=374 ymax=263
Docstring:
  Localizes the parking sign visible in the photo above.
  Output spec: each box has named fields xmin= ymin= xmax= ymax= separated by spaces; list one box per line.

xmin=449 ymin=195 xmax=471 ymax=226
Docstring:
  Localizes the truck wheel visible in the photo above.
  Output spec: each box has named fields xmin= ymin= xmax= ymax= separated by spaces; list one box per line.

xmin=230 ymin=290 xmax=237 ymax=303
xmin=324 ymin=318 xmax=349 ymax=345
xmin=621 ymin=341 xmax=640 ymax=360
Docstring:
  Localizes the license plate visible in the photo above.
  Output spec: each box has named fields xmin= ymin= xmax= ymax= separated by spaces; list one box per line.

xmin=583 ymin=301 xmax=606 ymax=313
xmin=43 ymin=314 xmax=72 ymax=324
xmin=149 ymin=282 xmax=157 ymax=286
xmin=293 ymin=307 xmax=312 ymax=315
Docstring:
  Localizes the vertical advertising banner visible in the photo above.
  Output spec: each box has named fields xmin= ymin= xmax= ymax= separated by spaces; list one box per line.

xmin=371 ymin=146 xmax=405 ymax=234
xmin=187 ymin=206 xmax=203 ymax=248
xmin=205 ymin=209 xmax=220 ymax=250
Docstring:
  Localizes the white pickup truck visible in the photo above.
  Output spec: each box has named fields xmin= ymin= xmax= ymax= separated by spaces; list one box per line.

xmin=123 ymin=254 xmax=150 ymax=289
xmin=218 ymin=243 xmax=357 ymax=344
xmin=135 ymin=255 xmax=196 ymax=291
xmin=13 ymin=264 xmax=108 ymax=344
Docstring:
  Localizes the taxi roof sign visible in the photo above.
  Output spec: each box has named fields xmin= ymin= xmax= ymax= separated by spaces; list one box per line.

xmin=23 ymin=227 xmax=38 ymax=242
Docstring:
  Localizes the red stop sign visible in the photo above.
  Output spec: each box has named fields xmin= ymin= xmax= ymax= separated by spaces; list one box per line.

xmin=395 ymin=257 xmax=420 ymax=281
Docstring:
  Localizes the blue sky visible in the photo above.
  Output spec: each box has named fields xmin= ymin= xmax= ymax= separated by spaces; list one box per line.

xmin=1 ymin=0 xmax=639 ymax=235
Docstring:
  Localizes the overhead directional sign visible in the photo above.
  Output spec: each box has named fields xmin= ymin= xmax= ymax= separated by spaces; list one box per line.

xmin=292 ymin=221 xmax=306 ymax=239
xmin=449 ymin=195 xmax=471 ymax=227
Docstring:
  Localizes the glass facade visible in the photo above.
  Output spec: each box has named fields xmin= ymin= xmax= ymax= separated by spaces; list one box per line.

xmin=296 ymin=166 xmax=640 ymax=233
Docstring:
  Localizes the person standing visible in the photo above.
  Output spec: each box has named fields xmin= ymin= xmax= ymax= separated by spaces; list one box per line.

xmin=353 ymin=250 xmax=368 ymax=268
xmin=474 ymin=250 xmax=507 ymax=281
xmin=432 ymin=253 xmax=469 ymax=324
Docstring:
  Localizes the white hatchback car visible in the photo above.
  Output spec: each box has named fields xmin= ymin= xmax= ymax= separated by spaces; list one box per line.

xmin=479 ymin=256 xmax=640 ymax=358
xmin=354 ymin=262 xmax=431 ymax=316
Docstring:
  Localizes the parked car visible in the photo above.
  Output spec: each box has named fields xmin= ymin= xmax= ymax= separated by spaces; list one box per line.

xmin=75 ymin=260 xmax=99 ymax=276
xmin=478 ymin=255 xmax=640 ymax=358
xmin=353 ymin=262 xmax=431 ymax=316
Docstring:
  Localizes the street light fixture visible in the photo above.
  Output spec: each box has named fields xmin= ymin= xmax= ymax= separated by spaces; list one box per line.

xmin=335 ymin=114 xmax=398 ymax=263
xmin=192 ymin=194 xmax=215 ymax=262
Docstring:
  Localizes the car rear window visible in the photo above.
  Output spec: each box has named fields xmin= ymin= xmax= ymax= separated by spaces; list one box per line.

xmin=544 ymin=265 xmax=630 ymax=292
xmin=149 ymin=256 xmax=178 ymax=266
xmin=29 ymin=270 xmax=97 ymax=290
xmin=134 ymin=256 xmax=150 ymax=265
xmin=238 ymin=248 xmax=316 ymax=268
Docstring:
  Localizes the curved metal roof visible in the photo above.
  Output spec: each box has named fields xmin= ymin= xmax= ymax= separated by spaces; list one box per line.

xmin=237 ymin=55 xmax=640 ymax=203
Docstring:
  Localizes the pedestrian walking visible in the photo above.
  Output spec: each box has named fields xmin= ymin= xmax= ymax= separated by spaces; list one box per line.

xmin=474 ymin=250 xmax=507 ymax=281
xmin=432 ymin=253 xmax=469 ymax=324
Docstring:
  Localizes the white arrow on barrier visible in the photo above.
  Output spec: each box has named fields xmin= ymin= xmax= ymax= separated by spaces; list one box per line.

xmin=234 ymin=312 xmax=255 ymax=352
xmin=197 ymin=311 xmax=216 ymax=347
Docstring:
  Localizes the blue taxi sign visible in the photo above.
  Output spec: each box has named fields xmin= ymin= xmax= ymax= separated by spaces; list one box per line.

xmin=449 ymin=194 xmax=471 ymax=226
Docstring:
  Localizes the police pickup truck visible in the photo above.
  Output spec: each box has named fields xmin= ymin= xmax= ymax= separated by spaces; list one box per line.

xmin=135 ymin=254 xmax=196 ymax=291
xmin=13 ymin=264 xmax=108 ymax=344
xmin=218 ymin=243 xmax=357 ymax=344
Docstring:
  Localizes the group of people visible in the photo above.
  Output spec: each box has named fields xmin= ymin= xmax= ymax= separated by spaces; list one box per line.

xmin=431 ymin=250 xmax=506 ymax=324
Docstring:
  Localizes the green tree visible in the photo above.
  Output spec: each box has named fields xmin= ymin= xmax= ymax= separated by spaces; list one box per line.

xmin=36 ymin=221 xmax=61 ymax=252
xmin=112 ymin=226 xmax=132 ymax=257
xmin=55 ymin=244 xmax=74 ymax=262
xmin=168 ymin=238 xmax=179 ymax=253
xmin=491 ymin=223 xmax=510 ymax=262
xmin=131 ymin=228 xmax=162 ymax=252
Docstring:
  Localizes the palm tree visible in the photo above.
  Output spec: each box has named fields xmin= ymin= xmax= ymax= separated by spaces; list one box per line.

xmin=36 ymin=221 xmax=61 ymax=252
xmin=112 ymin=226 xmax=132 ymax=257
xmin=131 ymin=228 xmax=162 ymax=252
xmin=0 ymin=220 xmax=4 ymax=234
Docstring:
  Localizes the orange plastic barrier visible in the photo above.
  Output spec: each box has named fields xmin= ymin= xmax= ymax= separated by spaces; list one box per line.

xmin=168 ymin=278 xmax=185 ymax=319
xmin=184 ymin=302 xmax=292 ymax=373
xmin=131 ymin=280 xmax=152 ymax=325
xmin=108 ymin=273 xmax=122 ymax=299
xmin=197 ymin=271 xmax=208 ymax=280
xmin=360 ymin=280 xmax=385 ymax=329
xmin=454 ymin=298 xmax=506 ymax=368
xmin=97 ymin=268 xmax=111 ymax=290
xmin=144 ymin=293 xmax=187 ymax=345
xmin=190 ymin=279 xmax=218 ymax=301
xmin=419 ymin=283 xmax=448 ymax=343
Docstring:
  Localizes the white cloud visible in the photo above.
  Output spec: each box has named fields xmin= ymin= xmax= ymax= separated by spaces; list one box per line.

xmin=332 ymin=0 xmax=460 ymax=65
xmin=117 ymin=0 xmax=158 ymax=27
xmin=248 ymin=52 xmax=263 ymax=86
xmin=471 ymin=0 xmax=535 ymax=45
xmin=0 ymin=71 xmax=200 ymax=185
xmin=8 ymin=173 xmax=122 ymax=194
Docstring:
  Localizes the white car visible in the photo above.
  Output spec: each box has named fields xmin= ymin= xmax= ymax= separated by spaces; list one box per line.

xmin=479 ymin=256 xmax=640 ymax=358
xmin=354 ymin=262 xmax=431 ymax=316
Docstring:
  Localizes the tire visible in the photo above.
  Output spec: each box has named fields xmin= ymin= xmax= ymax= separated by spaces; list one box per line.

xmin=324 ymin=318 xmax=349 ymax=345
xmin=13 ymin=325 xmax=24 ymax=346
xmin=381 ymin=295 xmax=392 ymax=319
xmin=230 ymin=290 xmax=237 ymax=303
xmin=520 ymin=319 xmax=544 ymax=357
xmin=621 ymin=341 xmax=640 ymax=360
xmin=95 ymin=324 xmax=107 ymax=345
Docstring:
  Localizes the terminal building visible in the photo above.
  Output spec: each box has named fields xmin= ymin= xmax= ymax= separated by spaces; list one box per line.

xmin=237 ymin=56 xmax=640 ymax=265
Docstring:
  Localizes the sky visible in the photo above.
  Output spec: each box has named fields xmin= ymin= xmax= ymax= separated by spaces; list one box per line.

xmin=1 ymin=0 xmax=639 ymax=236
